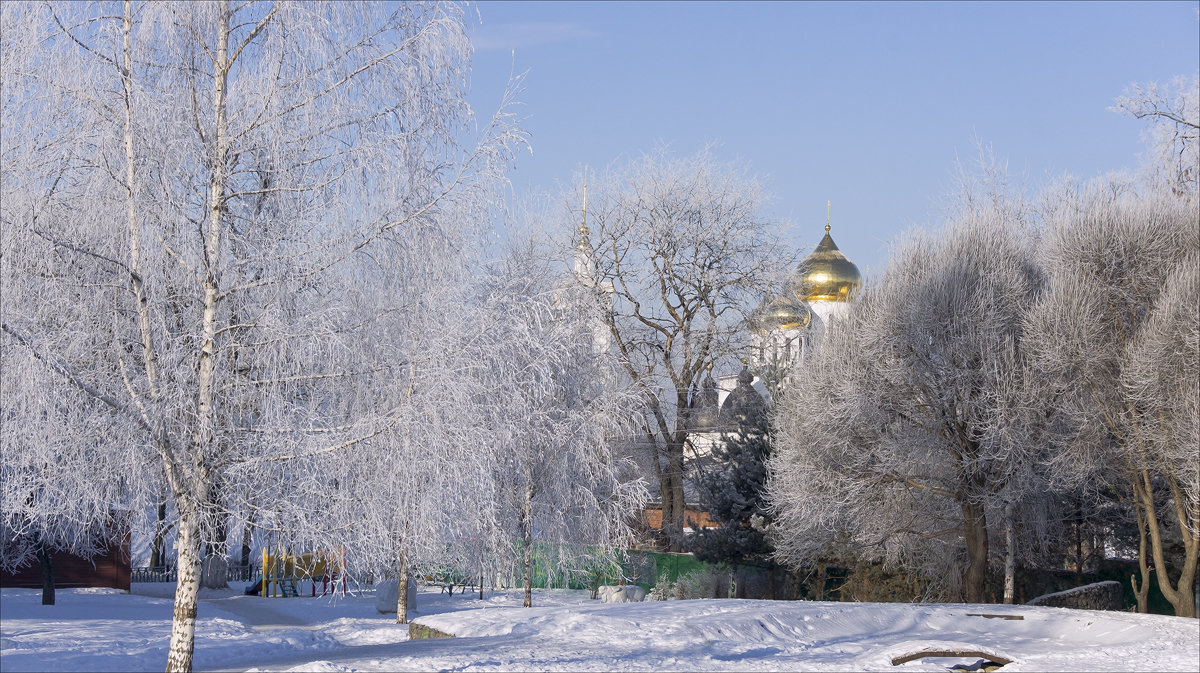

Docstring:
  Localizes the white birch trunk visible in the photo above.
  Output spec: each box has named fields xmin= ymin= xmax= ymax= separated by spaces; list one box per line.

xmin=396 ymin=550 xmax=410 ymax=625
xmin=166 ymin=508 xmax=204 ymax=673
xmin=167 ymin=4 xmax=231 ymax=670
xmin=121 ymin=0 xmax=160 ymax=404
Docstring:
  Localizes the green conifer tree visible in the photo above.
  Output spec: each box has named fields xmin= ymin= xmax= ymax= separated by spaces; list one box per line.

xmin=690 ymin=408 xmax=773 ymax=565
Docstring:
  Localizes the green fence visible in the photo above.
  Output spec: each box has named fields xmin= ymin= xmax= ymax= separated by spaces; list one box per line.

xmin=624 ymin=551 xmax=715 ymax=592
xmin=509 ymin=544 xmax=718 ymax=593
xmin=508 ymin=542 xmax=619 ymax=592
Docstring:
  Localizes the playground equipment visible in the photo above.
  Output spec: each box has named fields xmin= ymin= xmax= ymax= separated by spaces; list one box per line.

xmin=253 ymin=549 xmax=348 ymax=598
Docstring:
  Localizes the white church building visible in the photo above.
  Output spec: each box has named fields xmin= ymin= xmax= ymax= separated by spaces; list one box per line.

xmin=686 ymin=217 xmax=864 ymax=453
xmin=566 ymin=197 xmax=864 ymax=477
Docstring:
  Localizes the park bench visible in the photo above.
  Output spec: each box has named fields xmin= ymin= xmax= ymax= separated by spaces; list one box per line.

xmin=423 ymin=572 xmax=480 ymax=595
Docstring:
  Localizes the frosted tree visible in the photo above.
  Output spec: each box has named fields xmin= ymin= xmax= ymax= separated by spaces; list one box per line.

xmin=0 ymin=2 xmax=522 ymax=670
xmin=769 ymin=203 xmax=1046 ymax=603
xmin=0 ymin=341 xmax=141 ymax=605
xmin=301 ymin=272 xmax=507 ymax=624
xmin=478 ymin=236 xmax=648 ymax=607
xmin=0 ymin=3 xmax=150 ymax=603
xmin=1114 ymin=73 xmax=1199 ymax=199
xmin=1027 ymin=183 xmax=1198 ymax=617
xmin=570 ymin=149 xmax=783 ymax=551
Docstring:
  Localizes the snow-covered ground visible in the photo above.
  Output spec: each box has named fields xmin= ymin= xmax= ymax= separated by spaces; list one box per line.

xmin=1 ymin=583 xmax=1196 ymax=672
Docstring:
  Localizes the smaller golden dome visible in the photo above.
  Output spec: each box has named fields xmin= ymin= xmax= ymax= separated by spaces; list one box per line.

xmin=795 ymin=224 xmax=862 ymax=302
xmin=748 ymin=295 xmax=812 ymax=333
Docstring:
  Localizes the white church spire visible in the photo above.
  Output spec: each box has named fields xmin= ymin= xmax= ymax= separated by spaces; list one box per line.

xmin=573 ymin=172 xmax=597 ymax=281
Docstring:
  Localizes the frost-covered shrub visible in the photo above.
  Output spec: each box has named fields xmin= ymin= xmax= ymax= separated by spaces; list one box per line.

xmin=651 ymin=566 xmax=727 ymax=600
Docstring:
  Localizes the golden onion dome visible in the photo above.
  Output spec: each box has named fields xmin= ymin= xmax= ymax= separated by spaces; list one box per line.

xmin=748 ymin=295 xmax=812 ymax=333
xmin=795 ymin=224 xmax=862 ymax=302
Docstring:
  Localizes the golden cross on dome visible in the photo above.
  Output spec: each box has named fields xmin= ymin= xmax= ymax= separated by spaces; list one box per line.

xmin=826 ymin=200 xmax=831 ymax=232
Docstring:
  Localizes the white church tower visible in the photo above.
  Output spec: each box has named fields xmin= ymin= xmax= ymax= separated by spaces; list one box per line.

xmin=571 ymin=180 xmax=615 ymax=353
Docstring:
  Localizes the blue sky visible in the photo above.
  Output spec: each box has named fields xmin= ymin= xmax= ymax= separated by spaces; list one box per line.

xmin=466 ymin=1 xmax=1199 ymax=277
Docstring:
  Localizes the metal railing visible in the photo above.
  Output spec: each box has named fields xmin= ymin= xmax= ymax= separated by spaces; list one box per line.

xmin=131 ymin=566 xmax=176 ymax=583
xmin=227 ymin=564 xmax=254 ymax=582
xmin=131 ymin=564 xmax=256 ymax=584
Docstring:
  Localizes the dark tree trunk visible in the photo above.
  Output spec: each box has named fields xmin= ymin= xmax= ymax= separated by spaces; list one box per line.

xmin=36 ymin=538 xmax=54 ymax=606
xmin=665 ymin=441 xmax=686 ymax=552
xmin=657 ymin=474 xmax=674 ymax=552
xmin=151 ymin=494 xmax=169 ymax=568
xmin=199 ymin=481 xmax=230 ymax=590
xmin=961 ymin=499 xmax=989 ymax=604
xmin=1131 ymin=488 xmax=1151 ymax=613
xmin=239 ymin=516 xmax=254 ymax=568
xmin=1074 ymin=502 xmax=1084 ymax=584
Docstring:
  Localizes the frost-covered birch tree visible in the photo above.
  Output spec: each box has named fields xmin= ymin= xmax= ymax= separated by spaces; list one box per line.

xmin=325 ymin=266 xmax=520 ymax=623
xmin=0 ymin=0 xmax=154 ymax=606
xmin=572 ymin=149 xmax=782 ymax=551
xmin=0 ymin=2 xmax=522 ymax=669
xmin=769 ymin=203 xmax=1045 ymax=603
xmin=479 ymin=237 xmax=648 ymax=607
